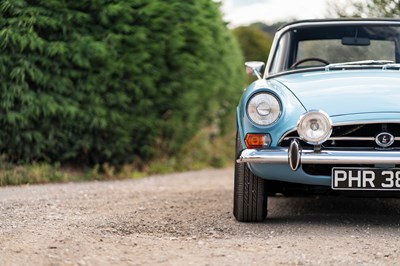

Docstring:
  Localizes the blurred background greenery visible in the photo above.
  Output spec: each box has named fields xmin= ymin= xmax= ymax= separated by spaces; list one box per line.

xmin=0 ymin=0 xmax=398 ymax=185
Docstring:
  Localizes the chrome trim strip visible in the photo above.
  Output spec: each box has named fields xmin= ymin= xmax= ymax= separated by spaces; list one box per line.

xmin=284 ymin=136 xmax=400 ymax=142
xmin=279 ymin=120 xmax=400 ymax=144
xmin=283 ymin=137 xmax=377 ymax=141
xmin=325 ymin=60 xmax=394 ymax=71
xmin=332 ymin=119 xmax=400 ymax=127
xmin=237 ymin=148 xmax=400 ymax=165
xmin=278 ymin=128 xmax=298 ymax=143
xmin=329 ymin=137 xmax=374 ymax=141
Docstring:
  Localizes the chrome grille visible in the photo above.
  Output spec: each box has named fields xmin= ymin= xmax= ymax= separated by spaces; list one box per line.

xmin=280 ymin=122 xmax=400 ymax=176
xmin=280 ymin=123 xmax=400 ymax=149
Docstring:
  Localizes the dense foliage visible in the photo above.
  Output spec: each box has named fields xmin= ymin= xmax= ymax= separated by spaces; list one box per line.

xmin=0 ymin=0 xmax=244 ymax=165
xmin=328 ymin=0 xmax=400 ymax=18
xmin=233 ymin=26 xmax=273 ymax=62
xmin=251 ymin=22 xmax=286 ymax=40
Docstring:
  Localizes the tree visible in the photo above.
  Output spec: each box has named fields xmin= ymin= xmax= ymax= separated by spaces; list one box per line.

xmin=233 ymin=25 xmax=273 ymax=62
xmin=252 ymin=21 xmax=288 ymax=37
xmin=0 ymin=0 xmax=245 ymax=165
xmin=327 ymin=0 xmax=400 ymax=18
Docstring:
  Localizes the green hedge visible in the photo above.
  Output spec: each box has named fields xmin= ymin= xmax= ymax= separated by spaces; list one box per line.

xmin=0 ymin=0 xmax=244 ymax=165
xmin=233 ymin=25 xmax=273 ymax=62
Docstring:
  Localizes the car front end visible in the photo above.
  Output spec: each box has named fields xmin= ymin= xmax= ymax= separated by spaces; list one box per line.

xmin=233 ymin=19 xmax=400 ymax=222
xmin=238 ymin=70 xmax=400 ymax=187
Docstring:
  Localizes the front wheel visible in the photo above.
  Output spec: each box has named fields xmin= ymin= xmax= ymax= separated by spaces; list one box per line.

xmin=233 ymin=133 xmax=268 ymax=222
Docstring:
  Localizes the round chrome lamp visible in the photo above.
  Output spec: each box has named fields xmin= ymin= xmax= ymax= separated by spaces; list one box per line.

xmin=297 ymin=110 xmax=332 ymax=145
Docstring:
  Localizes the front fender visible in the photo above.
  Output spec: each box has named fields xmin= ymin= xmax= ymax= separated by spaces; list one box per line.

xmin=236 ymin=79 xmax=306 ymax=149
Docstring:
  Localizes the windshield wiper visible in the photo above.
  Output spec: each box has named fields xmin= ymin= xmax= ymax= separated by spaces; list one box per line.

xmin=382 ymin=63 xmax=400 ymax=70
xmin=325 ymin=60 xmax=394 ymax=71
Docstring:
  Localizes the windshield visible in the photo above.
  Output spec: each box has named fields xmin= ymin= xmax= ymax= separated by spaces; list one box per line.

xmin=268 ymin=23 xmax=400 ymax=74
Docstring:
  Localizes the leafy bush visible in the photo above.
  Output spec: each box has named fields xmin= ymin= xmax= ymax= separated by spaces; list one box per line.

xmin=0 ymin=0 xmax=244 ymax=165
xmin=328 ymin=0 xmax=400 ymax=18
xmin=233 ymin=25 xmax=273 ymax=62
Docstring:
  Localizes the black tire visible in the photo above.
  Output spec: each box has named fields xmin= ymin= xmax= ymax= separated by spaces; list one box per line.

xmin=233 ymin=132 xmax=268 ymax=222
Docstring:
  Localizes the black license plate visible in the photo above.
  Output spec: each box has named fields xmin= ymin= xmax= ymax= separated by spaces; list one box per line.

xmin=332 ymin=168 xmax=400 ymax=190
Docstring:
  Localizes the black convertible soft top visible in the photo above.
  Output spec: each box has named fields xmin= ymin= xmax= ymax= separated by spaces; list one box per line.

xmin=277 ymin=18 xmax=400 ymax=31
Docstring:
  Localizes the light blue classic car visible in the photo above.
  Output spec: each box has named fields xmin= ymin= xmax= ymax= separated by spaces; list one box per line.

xmin=234 ymin=19 xmax=400 ymax=222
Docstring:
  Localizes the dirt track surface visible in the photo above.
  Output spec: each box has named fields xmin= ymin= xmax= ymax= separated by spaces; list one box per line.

xmin=1 ymin=168 xmax=400 ymax=265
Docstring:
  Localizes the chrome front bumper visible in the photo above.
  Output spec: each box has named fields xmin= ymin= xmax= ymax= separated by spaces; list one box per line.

xmin=237 ymin=140 xmax=400 ymax=171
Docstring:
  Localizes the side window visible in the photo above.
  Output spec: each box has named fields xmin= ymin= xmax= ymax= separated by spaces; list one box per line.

xmin=269 ymin=32 xmax=290 ymax=74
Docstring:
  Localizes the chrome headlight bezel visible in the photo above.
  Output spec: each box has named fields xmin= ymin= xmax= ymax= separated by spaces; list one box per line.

xmin=246 ymin=92 xmax=282 ymax=126
xmin=297 ymin=110 xmax=332 ymax=145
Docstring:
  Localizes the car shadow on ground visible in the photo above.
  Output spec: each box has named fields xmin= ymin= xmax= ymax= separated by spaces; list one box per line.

xmin=265 ymin=196 xmax=400 ymax=227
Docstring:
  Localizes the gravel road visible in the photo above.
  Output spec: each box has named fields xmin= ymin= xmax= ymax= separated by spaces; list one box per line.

xmin=1 ymin=168 xmax=400 ymax=265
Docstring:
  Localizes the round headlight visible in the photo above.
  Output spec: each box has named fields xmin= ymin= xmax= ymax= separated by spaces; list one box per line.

xmin=247 ymin=93 xmax=281 ymax=126
xmin=297 ymin=110 xmax=332 ymax=145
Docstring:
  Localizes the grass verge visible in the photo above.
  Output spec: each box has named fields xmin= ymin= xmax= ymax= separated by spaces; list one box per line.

xmin=0 ymin=128 xmax=236 ymax=186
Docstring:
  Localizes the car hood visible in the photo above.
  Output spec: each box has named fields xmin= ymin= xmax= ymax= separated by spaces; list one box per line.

xmin=274 ymin=70 xmax=400 ymax=116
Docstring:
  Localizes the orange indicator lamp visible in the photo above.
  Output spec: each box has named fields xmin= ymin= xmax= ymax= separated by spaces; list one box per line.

xmin=245 ymin=134 xmax=272 ymax=148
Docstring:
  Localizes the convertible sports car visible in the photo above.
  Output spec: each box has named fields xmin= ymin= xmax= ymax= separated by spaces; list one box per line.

xmin=234 ymin=19 xmax=400 ymax=222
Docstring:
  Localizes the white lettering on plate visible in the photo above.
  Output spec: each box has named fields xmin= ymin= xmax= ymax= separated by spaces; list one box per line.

xmin=348 ymin=170 xmax=361 ymax=187
xmin=362 ymin=170 xmax=375 ymax=188
xmin=334 ymin=170 xmax=347 ymax=187
xmin=382 ymin=171 xmax=394 ymax=188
